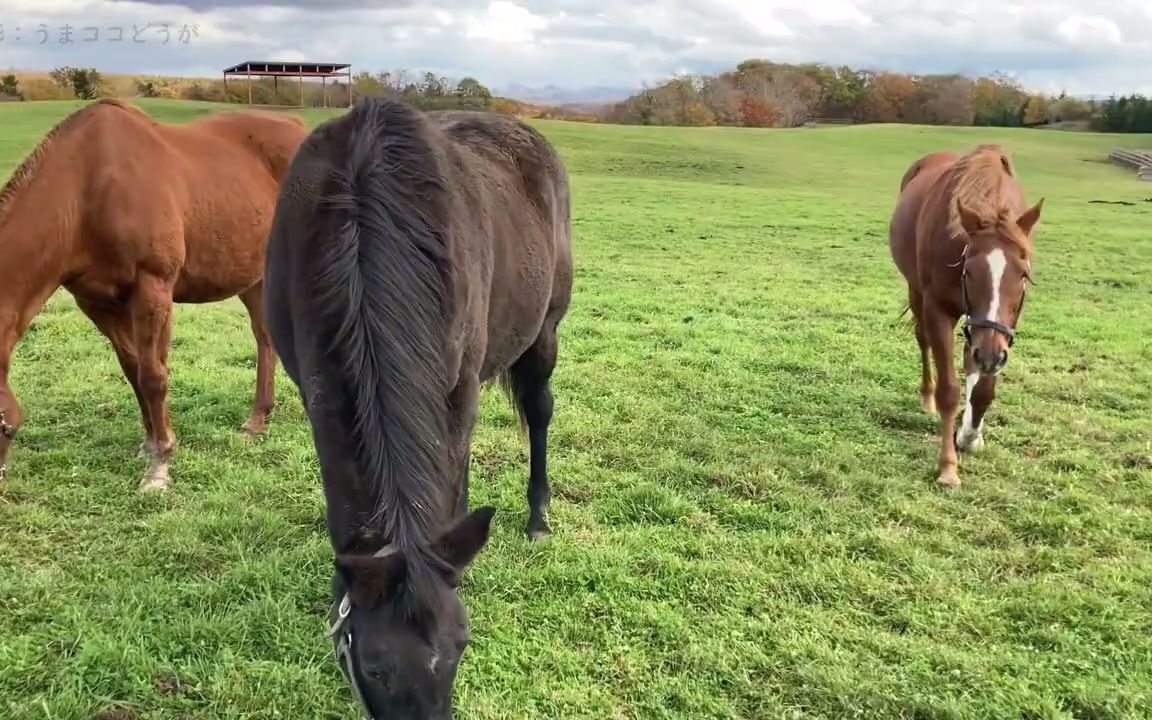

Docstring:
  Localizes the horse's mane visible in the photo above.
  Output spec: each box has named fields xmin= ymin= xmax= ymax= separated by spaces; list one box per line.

xmin=306 ymin=97 xmax=457 ymax=621
xmin=942 ymin=144 xmax=1034 ymax=258
xmin=0 ymin=99 xmax=142 ymax=222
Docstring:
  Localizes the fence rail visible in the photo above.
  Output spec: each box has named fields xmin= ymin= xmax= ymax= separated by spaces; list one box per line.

xmin=1109 ymin=148 xmax=1152 ymax=181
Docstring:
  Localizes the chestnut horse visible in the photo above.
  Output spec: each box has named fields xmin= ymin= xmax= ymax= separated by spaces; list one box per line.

xmin=889 ymin=144 xmax=1044 ymax=489
xmin=263 ymin=97 xmax=572 ymax=718
xmin=0 ymin=99 xmax=310 ymax=489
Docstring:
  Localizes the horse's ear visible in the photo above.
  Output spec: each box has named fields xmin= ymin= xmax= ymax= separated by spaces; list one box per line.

xmin=1016 ymin=198 xmax=1044 ymax=235
xmin=433 ymin=506 xmax=496 ymax=574
xmin=335 ymin=551 xmax=407 ymax=607
xmin=956 ymin=199 xmax=987 ymax=235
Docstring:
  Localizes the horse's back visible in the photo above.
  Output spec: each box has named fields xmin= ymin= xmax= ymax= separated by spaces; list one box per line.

xmin=431 ymin=110 xmax=570 ymax=253
xmin=74 ymin=101 xmax=309 ymax=301
xmin=429 ymin=110 xmax=573 ymax=378
xmin=889 ymin=151 xmax=958 ymax=282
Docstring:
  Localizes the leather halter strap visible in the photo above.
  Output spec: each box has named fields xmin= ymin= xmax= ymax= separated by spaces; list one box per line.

xmin=960 ymin=255 xmax=1019 ymax=347
xmin=328 ymin=543 xmax=399 ymax=720
xmin=330 ymin=593 xmax=373 ymax=720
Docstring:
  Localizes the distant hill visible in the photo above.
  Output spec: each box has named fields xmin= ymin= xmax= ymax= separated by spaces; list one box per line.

xmin=495 ymin=82 xmax=635 ymax=106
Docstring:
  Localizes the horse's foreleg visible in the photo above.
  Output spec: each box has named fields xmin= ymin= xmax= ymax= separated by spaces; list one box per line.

xmin=75 ymin=298 xmax=152 ymax=455
xmin=447 ymin=375 xmax=480 ymax=520
xmin=925 ymin=303 xmax=962 ymax=488
xmin=509 ymin=327 xmax=558 ymax=540
xmin=130 ymin=274 xmax=177 ymax=492
xmin=239 ymin=284 xmax=277 ymax=436
xmin=957 ymin=347 xmax=996 ymax=453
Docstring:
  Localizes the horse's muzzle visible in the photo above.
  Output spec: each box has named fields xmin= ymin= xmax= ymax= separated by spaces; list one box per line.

xmin=973 ymin=346 xmax=1008 ymax=375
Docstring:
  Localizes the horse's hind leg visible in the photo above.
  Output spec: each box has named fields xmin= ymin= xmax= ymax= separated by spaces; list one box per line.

xmin=130 ymin=273 xmax=178 ymax=492
xmin=910 ymin=287 xmax=935 ymax=414
xmin=238 ymin=283 xmax=277 ymax=436
xmin=507 ymin=322 xmax=559 ymax=540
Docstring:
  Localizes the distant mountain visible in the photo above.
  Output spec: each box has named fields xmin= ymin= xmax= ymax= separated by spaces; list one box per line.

xmin=495 ymin=82 xmax=637 ymax=106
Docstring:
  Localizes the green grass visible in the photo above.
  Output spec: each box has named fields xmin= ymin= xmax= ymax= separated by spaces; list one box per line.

xmin=1 ymin=98 xmax=1151 ymax=719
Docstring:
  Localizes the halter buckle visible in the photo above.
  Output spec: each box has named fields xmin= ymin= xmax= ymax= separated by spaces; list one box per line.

xmin=330 ymin=593 xmax=375 ymax=720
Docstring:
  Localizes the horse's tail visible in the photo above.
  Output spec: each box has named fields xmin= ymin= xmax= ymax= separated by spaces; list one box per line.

xmin=893 ymin=302 xmax=915 ymax=333
xmin=308 ymin=97 xmax=455 ymax=614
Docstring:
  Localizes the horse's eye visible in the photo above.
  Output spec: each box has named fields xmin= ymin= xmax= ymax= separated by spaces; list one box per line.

xmin=367 ymin=667 xmax=392 ymax=688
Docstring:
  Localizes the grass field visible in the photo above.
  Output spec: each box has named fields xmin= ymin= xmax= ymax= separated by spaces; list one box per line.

xmin=1 ymin=98 xmax=1151 ymax=720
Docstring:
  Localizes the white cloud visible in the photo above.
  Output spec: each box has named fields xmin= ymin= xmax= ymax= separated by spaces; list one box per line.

xmin=465 ymin=1 xmax=547 ymax=44
xmin=1056 ymin=15 xmax=1123 ymax=47
xmin=0 ymin=0 xmax=1148 ymax=98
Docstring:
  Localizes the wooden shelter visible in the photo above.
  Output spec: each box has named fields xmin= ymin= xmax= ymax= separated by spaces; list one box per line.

xmin=222 ymin=60 xmax=353 ymax=107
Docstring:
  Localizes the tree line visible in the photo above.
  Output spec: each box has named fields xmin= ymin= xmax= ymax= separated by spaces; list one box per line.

xmin=0 ymin=66 xmax=511 ymax=114
xmin=4 ymin=61 xmax=1147 ymax=133
xmin=606 ymin=59 xmax=1148 ymax=132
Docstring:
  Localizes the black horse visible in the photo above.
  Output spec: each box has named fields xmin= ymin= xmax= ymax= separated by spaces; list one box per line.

xmin=263 ymin=97 xmax=573 ymax=718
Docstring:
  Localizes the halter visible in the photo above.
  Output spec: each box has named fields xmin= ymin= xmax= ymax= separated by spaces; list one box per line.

xmin=958 ymin=247 xmax=1020 ymax=348
xmin=327 ymin=543 xmax=399 ymax=720
xmin=329 ymin=592 xmax=374 ymax=720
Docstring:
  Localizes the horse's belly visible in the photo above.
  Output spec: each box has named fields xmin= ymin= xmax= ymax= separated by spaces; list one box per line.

xmin=172 ymin=210 xmax=269 ymax=302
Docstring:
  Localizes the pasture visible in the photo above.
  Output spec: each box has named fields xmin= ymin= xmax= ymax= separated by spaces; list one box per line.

xmin=1 ymin=98 xmax=1151 ymax=719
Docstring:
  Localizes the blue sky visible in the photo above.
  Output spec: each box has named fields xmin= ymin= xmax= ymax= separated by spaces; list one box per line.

xmin=0 ymin=0 xmax=1149 ymax=99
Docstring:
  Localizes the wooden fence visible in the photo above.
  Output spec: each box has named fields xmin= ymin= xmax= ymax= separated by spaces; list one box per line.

xmin=1108 ymin=148 xmax=1152 ymax=181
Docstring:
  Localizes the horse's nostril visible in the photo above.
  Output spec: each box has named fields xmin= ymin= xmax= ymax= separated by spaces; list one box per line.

xmin=999 ymin=350 xmax=1009 ymax=366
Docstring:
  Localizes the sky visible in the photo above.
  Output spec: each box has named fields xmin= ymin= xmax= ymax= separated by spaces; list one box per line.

xmin=0 ymin=0 xmax=1149 ymax=100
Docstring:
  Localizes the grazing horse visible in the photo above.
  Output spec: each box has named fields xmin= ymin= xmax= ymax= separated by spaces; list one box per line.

xmin=263 ymin=97 xmax=572 ymax=718
xmin=0 ymin=99 xmax=310 ymax=489
xmin=888 ymin=144 xmax=1044 ymax=489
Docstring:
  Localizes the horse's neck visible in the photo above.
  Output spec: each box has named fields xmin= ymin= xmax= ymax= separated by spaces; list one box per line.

xmin=322 ymin=476 xmax=390 ymax=555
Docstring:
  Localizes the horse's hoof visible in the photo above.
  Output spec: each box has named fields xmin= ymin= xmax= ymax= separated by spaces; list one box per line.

xmin=139 ymin=466 xmax=171 ymax=492
xmin=526 ymin=524 xmax=553 ymax=542
xmin=920 ymin=395 xmax=937 ymax=415
xmin=936 ymin=467 xmax=961 ymax=490
xmin=139 ymin=475 xmax=170 ymax=492
xmin=957 ymin=429 xmax=985 ymax=453
xmin=240 ymin=421 xmax=266 ymax=438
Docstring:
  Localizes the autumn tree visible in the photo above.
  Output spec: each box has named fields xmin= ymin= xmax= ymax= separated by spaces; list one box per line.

xmin=922 ymin=75 xmax=974 ymax=125
xmin=863 ymin=72 xmax=916 ymax=122
xmin=1047 ymin=93 xmax=1093 ymax=123
xmin=821 ymin=66 xmax=868 ymax=119
xmin=454 ymin=76 xmax=493 ymax=109
xmin=701 ymin=75 xmax=742 ymax=125
xmin=602 ymin=56 xmax=1146 ymax=132
xmin=49 ymin=66 xmax=102 ymax=99
xmin=972 ymin=73 xmax=1028 ymax=126
xmin=0 ymin=74 xmax=21 ymax=100
xmin=739 ymin=96 xmax=778 ymax=127
xmin=1022 ymin=94 xmax=1051 ymax=126
xmin=353 ymin=71 xmax=389 ymax=97
xmin=734 ymin=60 xmax=818 ymax=126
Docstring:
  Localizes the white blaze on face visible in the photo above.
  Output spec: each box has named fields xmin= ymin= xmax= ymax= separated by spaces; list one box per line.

xmin=985 ymin=248 xmax=1008 ymax=324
